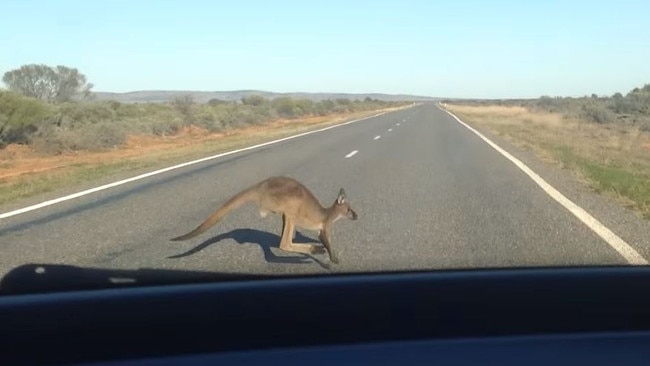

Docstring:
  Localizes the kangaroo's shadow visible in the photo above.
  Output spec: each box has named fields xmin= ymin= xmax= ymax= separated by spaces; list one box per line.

xmin=168 ymin=228 xmax=331 ymax=269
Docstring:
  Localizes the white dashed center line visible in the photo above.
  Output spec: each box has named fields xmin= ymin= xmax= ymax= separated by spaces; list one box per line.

xmin=374 ymin=135 xmax=381 ymax=140
xmin=345 ymin=150 xmax=358 ymax=158
xmin=396 ymin=123 xmax=400 ymax=126
xmin=388 ymin=128 xmax=393 ymax=132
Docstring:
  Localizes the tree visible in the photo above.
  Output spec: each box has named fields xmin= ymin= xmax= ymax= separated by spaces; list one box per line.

xmin=2 ymin=64 xmax=94 ymax=102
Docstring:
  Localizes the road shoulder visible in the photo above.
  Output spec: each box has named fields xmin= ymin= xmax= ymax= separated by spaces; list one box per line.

xmin=439 ymin=105 xmax=650 ymax=262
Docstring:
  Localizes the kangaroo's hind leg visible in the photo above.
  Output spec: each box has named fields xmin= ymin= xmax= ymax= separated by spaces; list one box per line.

xmin=278 ymin=214 xmax=324 ymax=255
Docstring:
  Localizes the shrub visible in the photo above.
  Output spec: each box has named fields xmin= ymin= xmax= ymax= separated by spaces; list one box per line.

xmin=272 ymin=97 xmax=298 ymax=118
xmin=0 ymin=91 xmax=55 ymax=147
xmin=581 ymin=103 xmax=616 ymax=124
xmin=196 ymin=111 xmax=220 ymax=131
xmin=59 ymin=102 xmax=116 ymax=126
xmin=32 ymin=121 xmax=127 ymax=154
xmin=208 ymin=98 xmax=228 ymax=106
xmin=0 ymin=89 xmax=406 ymax=154
xmin=241 ymin=95 xmax=267 ymax=106
xmin=170 ymin=95 xmax=195 ymax=123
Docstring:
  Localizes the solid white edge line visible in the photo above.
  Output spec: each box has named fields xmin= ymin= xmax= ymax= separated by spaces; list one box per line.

xmin=440 ymin=105 xmax=647 ymax=265
xmin=0 ymin=111 xmax=390 ymax=220
xmin=345 ymin=150 xmax=359 ymax=158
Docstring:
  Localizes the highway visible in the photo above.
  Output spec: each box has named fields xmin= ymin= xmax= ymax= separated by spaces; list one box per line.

xmin=0 ymin=103 xmax=644 ymax=285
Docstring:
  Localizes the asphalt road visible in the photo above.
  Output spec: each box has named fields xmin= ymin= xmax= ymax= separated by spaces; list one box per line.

xmin=0 ymin=103 xmax=636 ymax=283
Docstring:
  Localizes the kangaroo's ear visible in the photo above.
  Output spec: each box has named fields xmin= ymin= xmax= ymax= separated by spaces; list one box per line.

xmin=337 ymin=188 xmax=346 ymax=204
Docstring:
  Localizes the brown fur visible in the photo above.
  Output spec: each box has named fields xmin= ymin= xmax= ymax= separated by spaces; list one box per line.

xmin=170 ymin=176 xmax=358 ymax=264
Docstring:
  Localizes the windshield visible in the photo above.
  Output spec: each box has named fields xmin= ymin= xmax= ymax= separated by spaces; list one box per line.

xmin=1 ymin=0 xmax=650 ymax=294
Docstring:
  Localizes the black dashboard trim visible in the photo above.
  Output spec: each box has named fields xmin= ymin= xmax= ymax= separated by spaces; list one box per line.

xmin=2 ymin=264 xmax=650 ymax=365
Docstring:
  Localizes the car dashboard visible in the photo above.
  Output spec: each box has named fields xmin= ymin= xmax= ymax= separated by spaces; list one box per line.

xmin=1 ymin=265 xmax=650 ymax=365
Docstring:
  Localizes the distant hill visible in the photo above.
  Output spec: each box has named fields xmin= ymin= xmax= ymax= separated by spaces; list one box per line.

xmin=91 ymin=90 xmax=436 ymax=103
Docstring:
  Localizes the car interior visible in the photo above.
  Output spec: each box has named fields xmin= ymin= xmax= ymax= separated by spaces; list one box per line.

xmin=2 ymin=264 xmax=650 ymax=365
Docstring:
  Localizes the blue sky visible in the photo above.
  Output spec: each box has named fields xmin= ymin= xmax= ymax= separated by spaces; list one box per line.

xmin=2 ymin=0 xmax=649 ymax=98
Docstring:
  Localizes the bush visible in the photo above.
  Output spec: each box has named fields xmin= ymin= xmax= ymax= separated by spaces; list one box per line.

xmin=610 ymin=98 xmax=637 ymax=114
xmin=208 ymin=98 xmax=228 ymax=106
xmin=232 ymin=107 xmax=265 ymax=125
xmin=0 ymin=90 xmax=406 ymax=154
xmin=108 ymin=100 xmax=121 ymax=111
xmin=0 ymin=91 xmax=55 ymax=147
xmin=196 ymin=111 xmax=221 ymax=131
xmin=149 ymin=119 xmax=181 ymax=136
xmin=59 ymin=102 xmax=116 ymax=126
xmin=524 ymin=83 xmax=650 ymax=125
xmin=333 ymin=105 xmax=349 ymax=113
xmin=313 ymin=103 xmax=329 ymax=116
xmin=321 ymin=99 xmax=335 ymax=112
xmin=581 ymin=103 xmax=616 ymax=124
xmin=241 ymin=95 xmax=267 ymax=106
xmin=293 ymin=99 xmax=314 ymax=115
xmin=170 ymin=95 xmax=195 ymax=123
xmin=272 ymin=97 xmax=298 ymax=118
xmin=335 ymin=98 xmax=351 ymax=105
xmin=32 ymin=121 xmax=127 ymax=154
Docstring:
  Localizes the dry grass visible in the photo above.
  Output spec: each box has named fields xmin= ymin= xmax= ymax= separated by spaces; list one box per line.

xmin=445 ymin=104 xmax=650 ymax=218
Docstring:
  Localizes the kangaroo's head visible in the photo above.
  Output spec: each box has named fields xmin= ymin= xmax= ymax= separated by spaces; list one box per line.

xmin=332 ymin=188 xmax=358 ymax=221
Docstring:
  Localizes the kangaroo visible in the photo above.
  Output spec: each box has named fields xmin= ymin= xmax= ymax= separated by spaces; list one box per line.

xmin=170 ymin=176 xmax=358 ymax=264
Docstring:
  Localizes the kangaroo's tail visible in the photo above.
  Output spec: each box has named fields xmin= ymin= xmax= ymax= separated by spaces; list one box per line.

xmin=170 ymin=186 xmax=259 ymax=241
